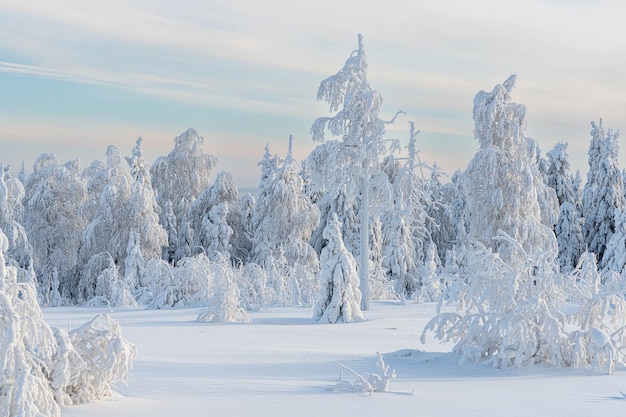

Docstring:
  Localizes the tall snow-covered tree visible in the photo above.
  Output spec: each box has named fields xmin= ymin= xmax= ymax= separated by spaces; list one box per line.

xmin=125 ymin=139 xmax=168 ymax=274
xmin=313 ymin=213 xmax=364 ymax=323
xmin=582 ymin=119 xmax=625 ymax=269
xmin=75 ymin=143 xmax=167 ymax=303
xmin=150 ymin=128 xmax=217 ymax=262
xmin=462 ymin=75 xmax=558 ymax=262
xmin=251 ymin=143 xmax=320 ymax=306
xmin=546 ymin=143 xmax=584 ymax=272
xmin=24 ymin=155 xmax=87 ymax=305
xmin=0 ymin=165 xmax=34 ymax=283
xmin=310 ymin=35 xmax=400 ymax=310
xmin=74 ymin=145 xmax=134 ymax=303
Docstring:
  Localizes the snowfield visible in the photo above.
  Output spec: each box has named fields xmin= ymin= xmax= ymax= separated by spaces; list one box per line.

xmin=44 ymin=302 xmax=626 ymax=417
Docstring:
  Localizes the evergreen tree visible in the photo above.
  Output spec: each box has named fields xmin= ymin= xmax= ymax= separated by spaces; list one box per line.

xmin=313 ymin=213 xmax=364 ymax=323
xmin=229 ymin=192 xmax=255 ymax=266
xmin=582 ymin=119 xmax=625 ymax=268
xmin=125 ymin=139 xmax=168 ymax=279
xmin=251 ymin=142 xmax=320 ymax=306
xmin=546 ymin=143 xmax=584 ymax=272
xmin=602 ymin=210 xmax=626 ymax=275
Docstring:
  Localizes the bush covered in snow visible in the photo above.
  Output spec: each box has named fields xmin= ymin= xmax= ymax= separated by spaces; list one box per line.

xmin=0 ymin=230 xmax=136 ymax=417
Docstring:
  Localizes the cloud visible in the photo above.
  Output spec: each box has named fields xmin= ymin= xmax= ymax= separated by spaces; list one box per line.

xmin=1 ymin=0 xmax=626 ymax=182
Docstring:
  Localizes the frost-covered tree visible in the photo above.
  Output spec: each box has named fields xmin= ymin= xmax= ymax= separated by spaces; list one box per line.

xmin=379 ymin=124 xmax=438 ymax=299
xmin=160 ymin=200 xmax=178 ymax=262
xmin=24 ymin=155 xmax=87 ymax=305
xmin=310 ymin=34 xmax=401 ymax=310
xmin=381 ymin=202 xmax=419 ymax=298
xmin=0 ymin=230 xmax=59 ymax=417
xmin=229 ymin=193 xmax=255 ymax=265
xmin=125 ymin=138 xmax=168 ymax=269
xmin=601 ymin=210 xmax=626 ymax=275
xmin=462 ymin=75 xmax=558 ymax=263
xmin=251 ymin=143 xmax=320 ymax=306
xmin=546 ymin=143 xmax=584 ymax=273
xmin=426 ymin=164 xmax=456 ymax=265
xmin=202 ymin=203 xmax=233 ymax=262
xmin=75 ymin=145 xmax=134 ymax=292
xmin=124 ymin=230 xmax=145 ymax=297
xmin=75 ymin=143 xmax=166 ymax=302
xmin=313 ymin=213 xmax=364 ymax=323
xmin=583 ymin=119 xmax=625 ymax=269
xmin=188 ymin=170 xmax=238 ymax=261
xmin=151 ymin=128 xmax=217 ymax=262
xmin=0 ymin=165 xmax=34 ymax=283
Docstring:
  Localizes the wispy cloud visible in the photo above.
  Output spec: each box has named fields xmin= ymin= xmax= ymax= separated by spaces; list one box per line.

xmin=1 ymin=0 xmax=626 ymax=184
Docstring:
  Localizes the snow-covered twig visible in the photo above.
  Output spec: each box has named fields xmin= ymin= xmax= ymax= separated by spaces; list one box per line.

xmin=335 ymin=352 xmax=397 ymax=394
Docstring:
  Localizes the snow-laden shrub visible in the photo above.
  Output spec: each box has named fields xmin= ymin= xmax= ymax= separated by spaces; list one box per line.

xmin=0 ymin=229 xmax=136 ymax=416
xmin=144 ymin=255 xmax=214 ymax=309
xmin=66 ymin=314 xmax=136 ymax=401
xmin=78 ymin=252 xmax=136 ymax=307
xmin=422 ymin=232 xmax=626 ymax=372
xmin=197 ymin=262 xmax=250 ymax=324
xmin=421 ymin=233 xmax=570 ymax=368
xmin=566 ymin=255 xmax=626 ymax=373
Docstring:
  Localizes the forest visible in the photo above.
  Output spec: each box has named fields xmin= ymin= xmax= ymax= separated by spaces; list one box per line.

xmin=2 ymin=35 xmax=626 ymax=416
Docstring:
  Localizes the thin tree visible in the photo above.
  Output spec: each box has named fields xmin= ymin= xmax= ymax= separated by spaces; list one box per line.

xmin=311 ymin=34 xmax=401 ymax=310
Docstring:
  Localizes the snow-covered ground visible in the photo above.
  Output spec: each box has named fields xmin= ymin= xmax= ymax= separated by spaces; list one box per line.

xmin=43 ymin=302 xmax=626 ymax=417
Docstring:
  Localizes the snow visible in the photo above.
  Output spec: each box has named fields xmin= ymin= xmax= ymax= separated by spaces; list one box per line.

xmin=43 ymin=302 xmax=626 ymax=417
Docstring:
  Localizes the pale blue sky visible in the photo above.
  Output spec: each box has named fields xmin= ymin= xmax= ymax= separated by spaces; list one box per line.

xmin=1 ymin=0 xmax=625 ymax=187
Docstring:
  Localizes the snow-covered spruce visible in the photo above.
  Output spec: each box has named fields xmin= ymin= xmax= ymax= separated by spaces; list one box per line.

xmin=583 ymin=119 xmax=625 ymax=269
xmin=251 ymin=142 xmax=320 ymax=307
xmin=313 ymin=213 xmax=364 ymax=323
xmin=546 ymin=143 xmax=584 ymax=273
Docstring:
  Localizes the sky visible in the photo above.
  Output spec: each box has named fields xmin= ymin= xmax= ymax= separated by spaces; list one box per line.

xmin=1 ymin=0 xmax=626 ymax=188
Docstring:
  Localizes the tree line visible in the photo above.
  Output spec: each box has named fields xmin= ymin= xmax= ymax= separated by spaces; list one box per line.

xmin=2 ymin=36 xmax=626 ymax=372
